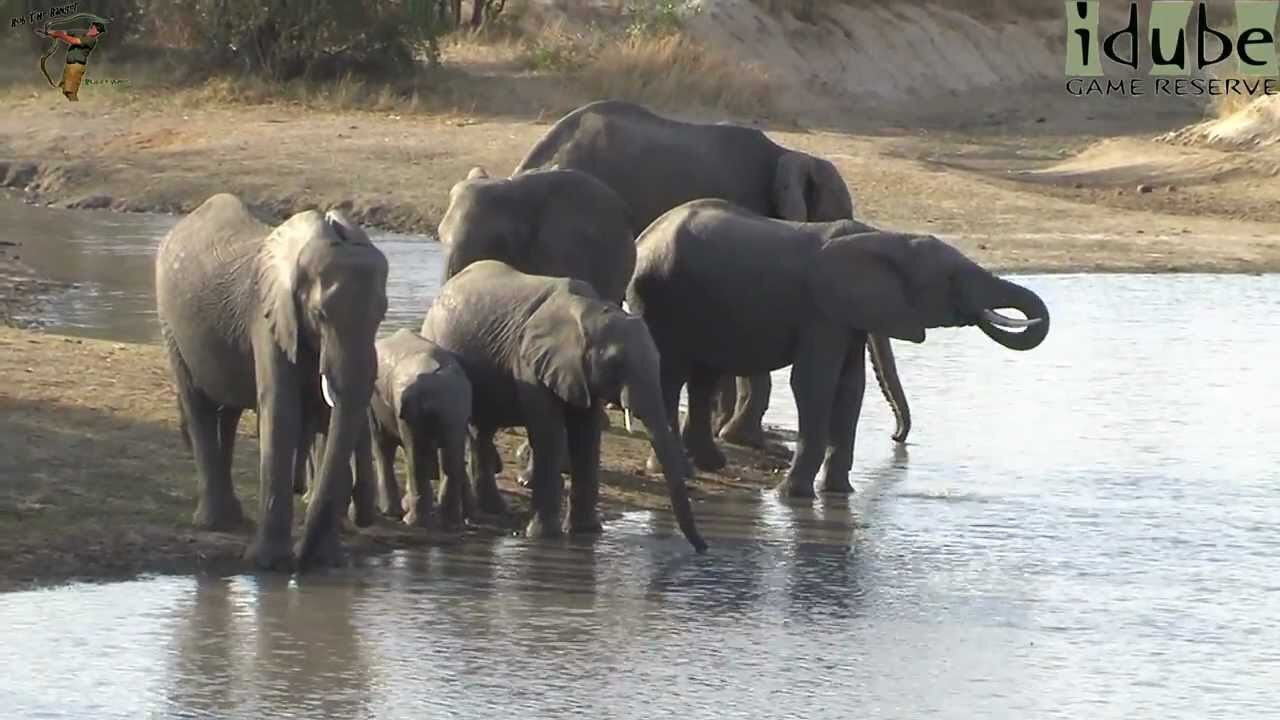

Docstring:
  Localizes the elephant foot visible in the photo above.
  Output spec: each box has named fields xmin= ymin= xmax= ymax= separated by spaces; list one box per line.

xmin=818 ymin=474 xmax=855 ymax=495
xmin=476 ymin=483 xmax=509 ymax=516
xmin=379 ymin=500 xmax=405 ymax=520
xmin=437 ymin=504 xmax=466 ymax=531
xmin=525 ymin=513 xmax=563 ymax=539
xmin=718 ymin=421 xmax=767 ymax=449
xmin=645 ymin=451 xmax=663 ymax=475
xmin=348 ymin=500 xmax=378 ymax=529
xmin=193 ymin=496 xmax=246 ymax=532
xmin=687 ymin=442 xmax=727 ymax=472
xmin=566 ymin=508 xmax=603 ymax=535
xmin=243 ymin=536 xmax=294 ymax=572
xmin=401 ymin=498 xmax=434 ymax=529
xmin=294 ymin=530 xmax=346 ymax=572
xmin=774 ymin=478 xmax=816 ymax=499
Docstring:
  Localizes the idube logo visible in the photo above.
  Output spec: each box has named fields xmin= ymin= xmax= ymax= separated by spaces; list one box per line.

xmin=1065 ymin=1 xmax=1280 ymax=97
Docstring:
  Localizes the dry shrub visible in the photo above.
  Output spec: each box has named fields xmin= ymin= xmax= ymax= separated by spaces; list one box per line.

xmin=576 ymin=34 xmax=774 ymax=115
xmin=1208 ymin=66 xmax=1273 ymax=119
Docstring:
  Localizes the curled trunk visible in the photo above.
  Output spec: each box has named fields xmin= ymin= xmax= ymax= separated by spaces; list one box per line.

xmin=977 ymin=277 xmax=1050 ymax=351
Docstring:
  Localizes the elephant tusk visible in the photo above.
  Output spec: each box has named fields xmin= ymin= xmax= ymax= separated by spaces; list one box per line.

xmin=623 ymin=408 xmax=634 ymax=433
xmin=620 ymin=300 xmax=631 ymax=314
xmin=982 ymin=309 xmax=1042 ymax=329
xmin=321 ymin=374 xmax=336 ymax=408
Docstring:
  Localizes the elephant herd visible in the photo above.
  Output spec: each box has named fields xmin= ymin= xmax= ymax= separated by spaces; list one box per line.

xmin=155 ymin=100 xmax=1051 ymax=572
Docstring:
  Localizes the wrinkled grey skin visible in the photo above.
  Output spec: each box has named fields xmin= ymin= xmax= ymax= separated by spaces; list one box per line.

xmin=513 ymin=99 xmax=911 ymax=447
xmin=440 ymin=166 xmax=637 ymax=304
xmin=628 ymin=200 xmax=1050 ymax=496
xmin=346 ymin=329 xmax=474 ymax=530
xmin=421 ymin=260 xmax=707 ymax=552
xmin=439 ymin=165 xmax=638 ymax=486
xmin=157 ymin=194 xmax=389 ymax=571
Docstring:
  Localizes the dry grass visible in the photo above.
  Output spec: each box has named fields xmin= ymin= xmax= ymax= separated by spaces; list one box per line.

xmin=576 ymin=33 xmax=773 ymax=117
xmin=1207 ymin=67 xmax=1275 ymax=120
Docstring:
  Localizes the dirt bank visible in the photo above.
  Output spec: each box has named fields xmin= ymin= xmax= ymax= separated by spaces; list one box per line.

xmin=3 ymin=90 xmax=1280 ymax=278
xmin=0 ymin=327 xmax=789 ymax=592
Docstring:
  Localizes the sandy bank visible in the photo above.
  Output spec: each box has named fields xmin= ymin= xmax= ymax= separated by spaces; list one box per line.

xmin=0 ymin=327 xmax=788 ymax=592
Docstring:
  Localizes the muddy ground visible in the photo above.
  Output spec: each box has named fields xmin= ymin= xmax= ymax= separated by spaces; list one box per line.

xmin=0 ymin=327 xmax=792 ymax=592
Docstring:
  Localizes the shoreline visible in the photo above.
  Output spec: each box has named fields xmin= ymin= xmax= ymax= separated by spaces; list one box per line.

xmin=0 ymin=327 xmax=793 ymax=594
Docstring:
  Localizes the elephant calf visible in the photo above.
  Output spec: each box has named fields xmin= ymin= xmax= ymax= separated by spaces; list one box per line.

xmin=628 ymin=199 xmax=1051 ymax=498
xmin=421 ymin=260 xmax=706 ymax=552
xmin=349 ymin=329 xmax=473 ymax=529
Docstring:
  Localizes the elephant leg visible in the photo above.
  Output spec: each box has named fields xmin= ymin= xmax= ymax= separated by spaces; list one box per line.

xmin=470 ymin=426 xmax=507 ymax=515
xmin=819 ymin=335 xmax=867 ymax=495
xmin=170 ymin=348 xmax=244 ymax=531
xmin=348 ymin=413 xmax=379 ymax=529
xmin=517 ymin=436 xmax=571 ymax=488
xmin=712 ymin=375 xmax=736 ymax=436
xmin=681 ymin=365 xmax=727 ymax=471
xmin=244 ymin=351 xmax=301 ymax=571
xmin=437 ymin=427 xmax=470 ymax=529
xmin=646 ymin=358 xmax=688 ymax=475
xmin=372 ymin=425 xmax=403 ymax=519
xmin=564 ymin=406 xmax=603 ymax=534
xmin=521 ymin=390 xmax=567 ymax=539
xmin=719 ymin=373 xmax=771 ymax=449
xmin=778 ymin=329 xmax=848 ymax=499
xmin=400 ymin=418 xmax=436 ymax=528
xmin=216 ymin=407 xmax=243 ymax=482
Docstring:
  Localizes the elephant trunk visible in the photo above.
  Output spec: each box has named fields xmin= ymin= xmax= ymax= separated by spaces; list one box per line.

xmin=298 ymin=334 xmax=378 ymax=562
xmin=297 ymin=404 xmax=366 ymax=563
xmin=623 ymin=380 xmax=707 ymax=554
xmin=976 ymin=277 xmax=1050 ymax=351
xmin=866 ymin=334 xmax=911 ymax=444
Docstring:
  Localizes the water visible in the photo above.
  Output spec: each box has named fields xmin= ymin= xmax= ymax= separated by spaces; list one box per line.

xmin=2 ymin=199 xmax=443 ymax=343
xmin=3 ymin=199 xmax=1280 ymax=718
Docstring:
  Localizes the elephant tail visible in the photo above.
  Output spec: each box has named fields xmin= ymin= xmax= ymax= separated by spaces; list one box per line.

xmin=867 ymin=333 xmax=911 ymax=444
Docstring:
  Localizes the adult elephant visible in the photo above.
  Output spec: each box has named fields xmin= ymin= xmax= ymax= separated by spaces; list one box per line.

xmin=421 ymin=260 xmax=706 ymax=552
xmin=513 ymin=99 xmax=911 ymax=447
xmin=628 ymin=200 xmax=1049 ymax=496
xmin=157 ymin=194 xmax=389 ymax=571
xmin=439 ymin=166 xmax=636 ymax=304
xmin=439 ymin=165 xmax=638 ymax=486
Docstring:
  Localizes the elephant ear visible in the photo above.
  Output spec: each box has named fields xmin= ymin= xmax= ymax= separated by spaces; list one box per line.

xmin=258 ymin=211 xmax=327 ymax=363
xmin=773 ymin=152 xmax=815 ymax=221
xmin=810 ymin=234 xmax=926 ymax=344
xmin=519 ymin=300 xmax=592 ymax=409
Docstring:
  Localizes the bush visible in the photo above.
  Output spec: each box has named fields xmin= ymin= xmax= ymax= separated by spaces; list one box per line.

xmin=135 ymin=0 xmax=449 ymax=81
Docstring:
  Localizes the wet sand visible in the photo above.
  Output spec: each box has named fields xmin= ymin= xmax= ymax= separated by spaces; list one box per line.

xmin=0 ymin=327 xmax=790 ymax=592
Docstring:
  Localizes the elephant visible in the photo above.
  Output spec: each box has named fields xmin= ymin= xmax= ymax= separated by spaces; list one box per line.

xmin=439 ymin=166 xmax=636 ymax=304
xmin=156 ymin=193 xmax=389 ymax=571
xmin=626 ymin=200 xmax=1050 ymax=497
xmin=438 ymin=165 xmax=639 ymax=486
xmin=513 ymin=99 xmax=911 ymax=448
xmin=347 ymin=328 xmax=474 ymax=529
xmin=420 ymin=260 xmax=707 ymax=552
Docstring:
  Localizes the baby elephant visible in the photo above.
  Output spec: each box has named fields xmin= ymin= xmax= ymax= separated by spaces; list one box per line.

xmin=351 ymin=329 xmax=473 ymax=528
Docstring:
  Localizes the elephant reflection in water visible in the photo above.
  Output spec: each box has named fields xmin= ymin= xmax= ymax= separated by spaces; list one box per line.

xmin=162 ymin=575 xmax=376 ymax=718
